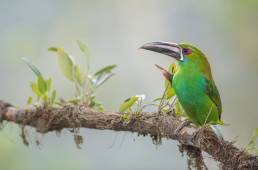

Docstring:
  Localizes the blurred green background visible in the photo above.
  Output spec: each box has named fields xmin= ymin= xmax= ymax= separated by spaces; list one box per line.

xmin=0 ymin=0 xmax=258 ymax=169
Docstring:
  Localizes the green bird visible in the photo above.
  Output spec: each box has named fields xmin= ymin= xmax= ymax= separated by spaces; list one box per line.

xmin=140 ymin=42 xmax=223 ymax=126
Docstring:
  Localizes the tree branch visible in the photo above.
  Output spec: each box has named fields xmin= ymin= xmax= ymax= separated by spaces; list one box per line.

xmin=0 ymin=100 xmax=257 ymax=169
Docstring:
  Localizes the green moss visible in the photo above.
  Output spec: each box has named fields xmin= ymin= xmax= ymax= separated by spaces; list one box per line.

xmin=121 ymin=112 xmax=141 ymax=122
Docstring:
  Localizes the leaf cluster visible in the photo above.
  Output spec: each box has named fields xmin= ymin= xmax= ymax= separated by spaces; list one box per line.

xmin=23 ymin=58 xmax=56 ymax=106
xmin=24 ymin=41 xmax=116 ymax=111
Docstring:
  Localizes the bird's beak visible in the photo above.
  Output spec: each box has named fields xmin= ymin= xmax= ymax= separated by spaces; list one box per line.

xmin=139 ymin=42 xmax=184 ymax=61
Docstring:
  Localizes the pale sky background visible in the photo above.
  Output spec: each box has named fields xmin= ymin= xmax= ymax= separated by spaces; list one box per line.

xmin=0 ymin=0 xmax=258 ymax=169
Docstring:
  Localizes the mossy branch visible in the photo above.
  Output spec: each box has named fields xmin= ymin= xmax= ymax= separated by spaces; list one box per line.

xmin=0 ymin=100 xmax=257 ymax=169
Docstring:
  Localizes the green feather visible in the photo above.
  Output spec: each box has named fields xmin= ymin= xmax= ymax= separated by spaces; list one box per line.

xmin=172 ymin=43 xmax=223 ymax=126
xmin=204 ymin=77 xmax=222 ymax=120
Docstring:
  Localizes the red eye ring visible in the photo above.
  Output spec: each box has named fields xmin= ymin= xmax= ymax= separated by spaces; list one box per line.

xmin=182 ymin=48 xmax=192 ymax=55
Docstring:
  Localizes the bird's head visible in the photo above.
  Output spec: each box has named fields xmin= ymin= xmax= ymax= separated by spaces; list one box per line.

xmin=140 ymin=42 xmax=207 ymax=65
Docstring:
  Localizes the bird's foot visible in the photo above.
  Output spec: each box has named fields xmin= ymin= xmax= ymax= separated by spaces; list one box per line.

xmin=175 ymin=120 xmax=192 ymax=137
xmin=191 ymin=125 xmax=224 ymax=142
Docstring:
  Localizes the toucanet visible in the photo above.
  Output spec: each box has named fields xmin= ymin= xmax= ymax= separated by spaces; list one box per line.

xmin=140 ymin=42 xmax=223 ymax=126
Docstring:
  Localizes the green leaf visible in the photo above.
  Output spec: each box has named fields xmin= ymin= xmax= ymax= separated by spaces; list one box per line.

xmin=57 ymin=48 xmax=75 ymax=81
xmin=50 ymin=47 xmax=75 ymax=81
xmin=94 ymin=102 xmax=104 ymax=112
xmin=175 ymin=100 xmax=188 ymax=117
xmin=119 ymin=95 xmax=144 ymax=112
xmin=77 ymin=40 xmax=91 ymax=58
xmin=68 ymin=98 xmax=80 ymax=104
xmin=73 ymin=65 xmax=85 ymax=86
xmin=22 ymin=58 xmax=42 ymax=78
xmin=30 ymin=82 xmax=42 ymax=97
xmin=164 ymin=80 xmax=175 ymax=99
xmin=51 ymin=90 xmax=56 ymax=104
xmin=46 ymin=78 xmax=52 ymax=91
xmin=92 ymin=65 xmax=116 ymax=87
xmin=48 ymin=47 xmax=58 ymax=52
xmin=27 ymin=96 xmax=33 ymax=105
xmin=94 ymin=65 xmax=117 ymax=77
xmin=152 ymin=97 xmax=162 ymax=102
xmin=88 ymin=96 xmax=104 ymax=111
xmin=164 ymin=63 xmax=177 ymax=99
xmin=89 ymin=100 xmax=95 ymax=107
xmin=245 ymin=128 xmax=258 ymax=154
xmin=43 ymin=94 xmax=48 ymax=103
xmin=94 ymin=73 xmax=115 ymax=87
xmin=37 ymin=76 xmax=47 ymax=94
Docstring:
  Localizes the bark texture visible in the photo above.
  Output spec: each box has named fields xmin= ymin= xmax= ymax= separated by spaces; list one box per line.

xmin=0 ymin=100 xmax=257 ymax=169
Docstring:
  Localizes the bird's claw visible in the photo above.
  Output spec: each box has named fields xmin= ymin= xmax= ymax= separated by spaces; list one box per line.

xmin=175 ymin=120 xmax=192 ymax=137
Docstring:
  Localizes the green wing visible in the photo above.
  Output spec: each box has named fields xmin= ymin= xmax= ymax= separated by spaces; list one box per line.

xmin=204 ymin=77 xmax=222 ymax=119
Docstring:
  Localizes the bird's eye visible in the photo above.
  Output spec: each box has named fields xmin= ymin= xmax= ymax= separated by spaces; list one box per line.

xmin=182 ymin=48 xmax=192 ymax=55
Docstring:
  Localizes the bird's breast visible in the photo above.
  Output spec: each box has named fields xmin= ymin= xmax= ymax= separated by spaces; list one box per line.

xmin=172 ymin=72 xmax=206 ymax=105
